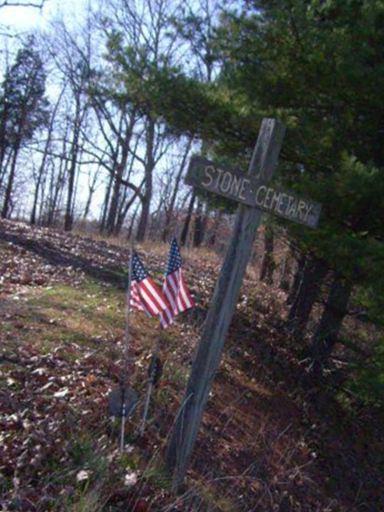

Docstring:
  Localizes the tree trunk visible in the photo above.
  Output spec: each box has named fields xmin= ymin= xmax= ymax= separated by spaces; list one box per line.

xmin=100 ymin=172 xmax=113 ymax=233
xmin=207 ymin=210 xmax=223 ymax=247
xmin=37 ymin=171 xmax=47 ymax=225
xmin=0 ymin=86 xmax=11 ymax=175
xmin=71 ymin=146 xmax=83 ymax=221
xmin=161 ymin=208 xmax=174 ymax=243
xmin=35 ymin=166 xmax=47 ymax=226
xmin=309 ymin=274 xmax=353 ymax=374
xmin=64 ymin=98 xmax=82 ymax=232
xmin=114 ymin=200 xmax=129 ymax=235
xmin=288 ymin=257 xmax=328 ymax=338
xmin=136 ymin=118 xmax=155 ymax=242
xmin=115 ymin=179 xmax=144 ymax=236
xmin=47 ymin=155 xmax=66 ymax=227
xmin=30 ymin=173 xmax=42 ymax=225
xmin=127 ymin=200 xmax=140 ymax=240
xmin=106 ymin=121 xmax=134 ymax=234
xmin=180 ymin=191 xmax=195 ymax=246
xmin=83 ymin=184 xmax=96 ymax=220
xmin=106 ymin=162 xmax=124 ymax=234
xmin=45 ymin=123 xmax=68 ymax=226
xmin=162 ymin=138 xmax=192 ymax=242
xmin=0 ymin=150 xmax=12 ymax=192
xmin=82 ymin=165 xmax=101 ymax=221
xmin=193 ymin=199 xmax=207 ymax=247
xmin=259 ymin=225 xmax=275 ymax=284
xmin=136 ymin=194 xmax=151 ymax=242
xmin=31 ymin=162 xmax=47 ymax=225
xmin=31 ymin=87 xmax=64 ymax=225
xmin=64 ymin=155 xmax=77 ymax=231
xmin=1 ymin=142 xmax=20 ymax=219
xmin=279 ymin=249 xmax=292 ymax=291
xmin=287 ymin=253 xmax=307 ymax=304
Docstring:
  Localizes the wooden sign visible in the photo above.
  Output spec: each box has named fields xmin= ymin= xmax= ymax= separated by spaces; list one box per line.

xmin=186 ymin=156 xmax=321 ymax=228
xmin=165 ymin=118 xmax=287 ymax=489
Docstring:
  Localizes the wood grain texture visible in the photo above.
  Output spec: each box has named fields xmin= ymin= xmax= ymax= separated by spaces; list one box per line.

xmin=165 ymin=119 xmax=286 ymax=488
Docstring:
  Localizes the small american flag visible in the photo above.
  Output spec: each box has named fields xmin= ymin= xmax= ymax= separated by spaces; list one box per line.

xmin=160 ymin=238 xmax=195 ymax=328
xmin=130 ymin=252 xmax=169 ymax=317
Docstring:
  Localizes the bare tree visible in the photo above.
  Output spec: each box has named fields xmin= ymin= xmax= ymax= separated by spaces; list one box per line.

xmin=101 ymin=0 xmax=184 ymax=241
xmin=30 ymin=82 xmax=66 ymax=224
xmin=44 ymin=18 xmax=98 ymax=231
xmin=87 ymin=89 xmax=142 ymax=235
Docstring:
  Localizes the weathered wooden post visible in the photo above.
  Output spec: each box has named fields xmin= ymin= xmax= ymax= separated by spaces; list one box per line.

xmin=165 ymin=118 xmax=286 ymax=488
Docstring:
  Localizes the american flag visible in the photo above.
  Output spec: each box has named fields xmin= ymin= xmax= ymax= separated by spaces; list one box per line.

xmin=160 ymin=238 xmax=195 ymax=328
xmin=130 ymin=252 xmax=169 ymax=317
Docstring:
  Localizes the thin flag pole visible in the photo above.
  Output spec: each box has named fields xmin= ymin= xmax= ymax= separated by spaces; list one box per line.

xmin=139 ymin=237 xmax=171 ymax=437
xmin=139 ymin=334 xmax=161 ymax=436
xmin=120 ymin=238 xmax=134 ymax=452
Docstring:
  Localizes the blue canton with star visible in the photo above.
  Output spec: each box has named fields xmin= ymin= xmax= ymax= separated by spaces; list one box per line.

xmin=166 ymin=239 xmax=182 ymax=275
xmin=132 ymin=253 xmax=149 ymax=282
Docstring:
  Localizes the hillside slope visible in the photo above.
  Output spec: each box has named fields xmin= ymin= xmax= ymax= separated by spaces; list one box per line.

xmin=0 ymin=220 xmax=382 ymax=512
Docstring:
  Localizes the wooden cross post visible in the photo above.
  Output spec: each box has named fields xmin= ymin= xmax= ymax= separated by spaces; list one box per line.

xmin=165 ymin=118 xmax=287 ymax=488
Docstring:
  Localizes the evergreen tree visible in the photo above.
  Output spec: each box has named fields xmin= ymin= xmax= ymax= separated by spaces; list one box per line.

xmin=0 ymin=39 xmax=49 ymax=218
xmin=216 ymin=0 xmax=384 ymax=363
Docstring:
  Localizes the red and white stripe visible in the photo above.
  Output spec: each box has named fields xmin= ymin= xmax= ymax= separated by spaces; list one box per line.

xmin=160 ymin=268 xmax=194 ymax=328
xmin=130 ymin=277 xmax=169 ymax=317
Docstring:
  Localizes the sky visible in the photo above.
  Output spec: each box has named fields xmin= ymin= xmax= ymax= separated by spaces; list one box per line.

xmin=0 ymin=0 xmax=89 ymax=34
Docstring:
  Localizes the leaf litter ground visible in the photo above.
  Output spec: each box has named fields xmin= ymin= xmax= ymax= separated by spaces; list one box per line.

xmin=0 ymin=219 xmax=383 ymax=511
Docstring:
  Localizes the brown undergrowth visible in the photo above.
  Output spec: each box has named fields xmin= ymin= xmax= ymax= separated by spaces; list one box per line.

xmin=0 ymin=219 xmax=383 ymax=511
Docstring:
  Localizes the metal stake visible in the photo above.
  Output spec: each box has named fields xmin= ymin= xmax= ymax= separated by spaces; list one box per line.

xmin=120 ymin=239 xmax=134 ymax=452
xmin=139 ymin=336 xmax=161 ymax=435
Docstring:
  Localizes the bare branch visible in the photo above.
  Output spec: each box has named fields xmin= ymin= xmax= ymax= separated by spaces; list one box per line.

xmin=0 ymin=0 xmax=45 ymax=8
